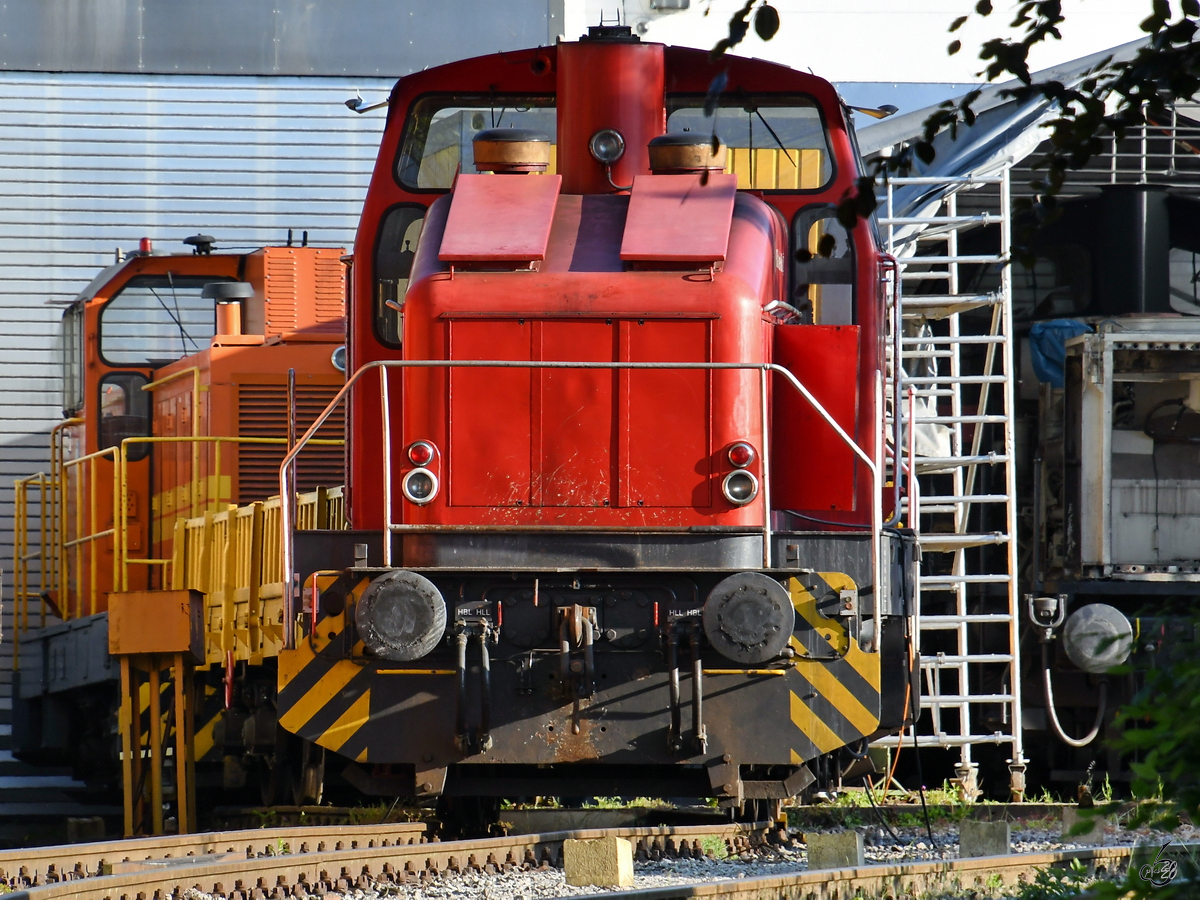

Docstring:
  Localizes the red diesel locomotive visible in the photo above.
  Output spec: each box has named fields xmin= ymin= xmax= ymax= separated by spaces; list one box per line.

xmin=279 ymin=26 xmax=917 ymax=809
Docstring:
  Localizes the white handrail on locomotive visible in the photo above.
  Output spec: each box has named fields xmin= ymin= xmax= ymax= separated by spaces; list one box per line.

xmin=278 ymin=359 xmax=886 ymax=655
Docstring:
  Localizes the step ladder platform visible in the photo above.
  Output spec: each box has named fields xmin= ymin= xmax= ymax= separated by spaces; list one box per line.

xmin=901 ymin=293 xmax=1001 ymax=319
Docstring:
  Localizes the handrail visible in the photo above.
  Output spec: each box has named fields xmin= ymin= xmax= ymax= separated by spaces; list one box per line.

xmin=10 ymin=431 xmax=345 ymax=643
xmin=279 ymin=359 xmax=884 ymax=654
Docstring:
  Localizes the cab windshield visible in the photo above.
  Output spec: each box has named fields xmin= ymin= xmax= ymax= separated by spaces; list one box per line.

xmin=667 ymin=93 xmax=834 ymax=191
xmin=396 ymin=93 xmax=557 ymax=190
xmin=99 ymin=275 xmax=227 ymax=366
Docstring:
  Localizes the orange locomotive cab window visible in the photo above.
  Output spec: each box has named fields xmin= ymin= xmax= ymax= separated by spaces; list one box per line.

xmin=98 ymin=274 xmax=230 ymax=367
xmin=97 ymin=371 xmax=151 ymax=461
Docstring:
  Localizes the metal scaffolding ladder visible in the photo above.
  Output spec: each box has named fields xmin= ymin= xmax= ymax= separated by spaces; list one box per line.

xmin=876 ymin=170 xmax=1026 ymax=800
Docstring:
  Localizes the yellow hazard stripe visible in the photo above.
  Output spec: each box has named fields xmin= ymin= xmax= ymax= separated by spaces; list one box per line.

xmin=844 ymin=641 xmax=881 ymax=693
xmin=194 ymin=710 xmax=222 ymax=760
xmin=794 ymin=661 xmax=879 ymax=737
xmin=278 ymin=661 xmax=361 ymax=733
xmin=318 ymin=689 xmax=371 ymax=753
xmin=790 ymin=690 xmax=843 ymax=755
xmin=790 ymin=578 xmax=849 ymax=654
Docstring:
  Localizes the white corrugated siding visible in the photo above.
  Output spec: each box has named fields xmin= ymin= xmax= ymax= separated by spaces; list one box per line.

xmin=0 ymin=72 xmax=394 ymax=594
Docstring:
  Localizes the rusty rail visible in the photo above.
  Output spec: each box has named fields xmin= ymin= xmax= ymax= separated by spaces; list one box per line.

xmin=0 ymin=821 xmax=768 ymax=900
xmin=572 ymin=845 xmax=1139 ymax=900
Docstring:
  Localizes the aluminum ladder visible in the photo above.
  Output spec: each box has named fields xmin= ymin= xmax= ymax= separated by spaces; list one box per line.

xmin=876 ymin=170 xmax=1026 ymax=800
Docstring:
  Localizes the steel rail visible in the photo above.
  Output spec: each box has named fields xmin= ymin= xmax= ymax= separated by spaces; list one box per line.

xmin=1 ymin=822 xmax=769 ymax=900
xmin=0 ymin=821 xmax=430 ymax=887
xmin=569 ymin=844 xmax=1141 ymax=900
xmin=2 ymin=824 xmax=1161 ymax=900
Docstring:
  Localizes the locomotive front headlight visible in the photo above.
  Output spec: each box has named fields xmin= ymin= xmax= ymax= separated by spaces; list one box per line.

xmin=403 ymin=468 xmax=439 ymax=504
xmin=722 ymin=470 xmax=759 ymax=505
xmin=588 ymin=128 xmax=626 ymax=165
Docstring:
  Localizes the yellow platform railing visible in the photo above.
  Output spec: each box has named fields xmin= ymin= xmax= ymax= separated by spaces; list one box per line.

xmin=169 ymin=487 xmax=346 ymax=664
xmin=12 ymin=430 xmax=344 ymax=666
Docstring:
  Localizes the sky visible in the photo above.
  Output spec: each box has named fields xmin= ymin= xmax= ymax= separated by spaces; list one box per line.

xmin=620 ymin=0 xmax=1151 ymax=84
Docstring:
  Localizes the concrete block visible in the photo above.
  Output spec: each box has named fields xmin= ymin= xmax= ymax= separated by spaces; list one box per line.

xmin=805 ymin=831 xmax=865 ymax=870
xmin=66 ymin=816 xmax=106 ymax=843
xmin=1062 ymin=807 xmax=1108 ymax=844
xmin=959 ymin=820 xmax=1010 ymax=858
xmin=564 ymin=836 xmax=634 ymax=888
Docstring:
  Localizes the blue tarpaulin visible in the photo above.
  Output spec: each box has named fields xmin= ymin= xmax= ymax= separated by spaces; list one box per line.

xmin=1028 ymin=320 xmax=1092 ymax=388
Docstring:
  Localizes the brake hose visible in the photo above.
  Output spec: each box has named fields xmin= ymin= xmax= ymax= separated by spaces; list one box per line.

xmin=1042 ymin=641 xmax=1106 ymax=748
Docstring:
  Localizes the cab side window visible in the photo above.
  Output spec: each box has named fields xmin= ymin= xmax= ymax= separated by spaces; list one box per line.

xmin=792 ymin=207 xmax=856 ymax=324
xmin=98 ymin=372 xmax=151 ymax=461
xmin=374 ymin=205 xmax=426 ymax=348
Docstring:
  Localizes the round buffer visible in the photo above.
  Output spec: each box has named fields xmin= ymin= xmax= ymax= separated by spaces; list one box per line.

xmin=702 ymin=572 xmax=795 ymax=664
xmin=355 ymin=569 xmax=447 ymax=661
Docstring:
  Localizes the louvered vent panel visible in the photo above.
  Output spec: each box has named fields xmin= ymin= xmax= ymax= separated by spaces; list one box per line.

xmin=237 ymin=384 xmax=344 ymax=503
xmin=314 ymin=252 xmax=347 ymax=326
xmin=264 ymin=252 xmax=300 ymax=333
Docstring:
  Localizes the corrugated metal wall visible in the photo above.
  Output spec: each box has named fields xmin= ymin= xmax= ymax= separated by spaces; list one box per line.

xmin=0 ymin=72 xmax=394 ymax=593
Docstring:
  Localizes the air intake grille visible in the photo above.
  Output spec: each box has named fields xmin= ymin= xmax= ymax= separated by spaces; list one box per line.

xmin=237 ymin=384 xmax=344 ymax=503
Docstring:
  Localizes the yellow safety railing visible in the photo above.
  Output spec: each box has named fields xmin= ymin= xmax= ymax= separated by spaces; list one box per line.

xmin=11 ymin=428 xmax=344 ymax=665
xmin=170 ymin=487 xmax=347 ymax=664
xmin=113 ymin=434 xmax=342 ymax=593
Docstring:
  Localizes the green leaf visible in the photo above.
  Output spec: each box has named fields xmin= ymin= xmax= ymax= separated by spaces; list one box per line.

xmin=949 ymin=15 xmax=968 ymax=32
xmin=915 ymin=141 xmax=936 ymax=164
xmin=975 ymin=0 xmax=992 ymax=15
xmin=754 ymin=4 xmax=780 ymax=41
xmin=1185 ymin=0 xmax=1199 ymax=15
xmin=703 ymin=71 xmax=728 ymax=116
xmin=948 ymin=40 xmax=962 ymax=55
xmin=794 ymin=247 xmax=813 ymax=263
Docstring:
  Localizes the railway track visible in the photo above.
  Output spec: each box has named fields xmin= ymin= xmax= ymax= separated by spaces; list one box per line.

xmin=0 ymin=820 xmax=1152 ymax=900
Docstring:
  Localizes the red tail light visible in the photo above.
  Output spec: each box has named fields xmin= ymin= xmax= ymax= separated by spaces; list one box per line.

xmin=408 ymin=440 xmax=436 ymax=466
xmin=728 ymin=442 xmax=756 ymax=468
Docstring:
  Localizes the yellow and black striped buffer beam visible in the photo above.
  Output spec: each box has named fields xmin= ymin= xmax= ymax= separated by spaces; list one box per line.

xmin=277 ymin=572 xmax=375 ymax=763
xmin=786 ymin=572 xmax=881 ymax=763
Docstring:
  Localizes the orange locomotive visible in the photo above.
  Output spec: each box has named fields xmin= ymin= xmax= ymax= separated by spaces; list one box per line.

xmin=279 ymin=28 xmax=918 ymax=810
xmin=13 ymin=237 xmax=345 ymax=797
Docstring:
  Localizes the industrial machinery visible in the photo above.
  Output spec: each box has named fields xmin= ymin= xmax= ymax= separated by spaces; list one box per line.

xmin=12 ymin=237 xmax=346 ymax=829
xmin=274 ymin=26 xmax=918 ymax=811
xmin=1020 ymin=183 xmax=1200 ymax=785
